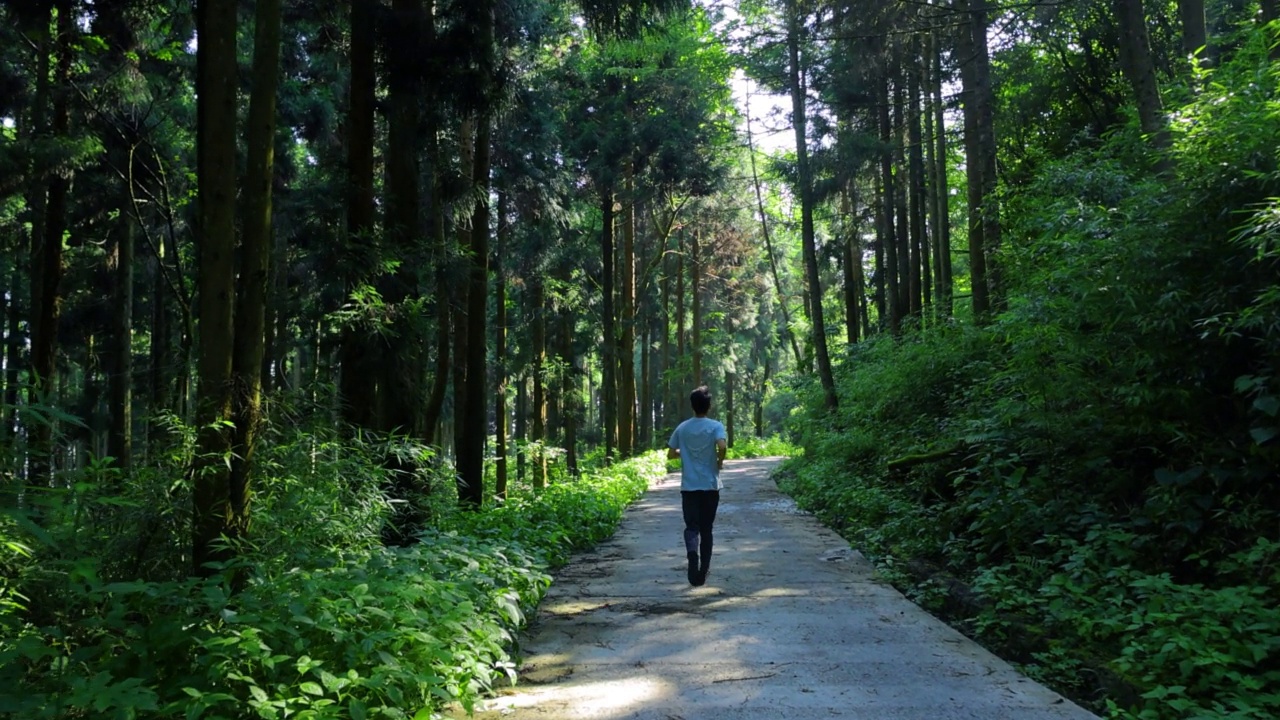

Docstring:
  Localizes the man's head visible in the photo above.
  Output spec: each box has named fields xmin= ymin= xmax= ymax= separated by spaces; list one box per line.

xmin=690 ymin=386 xmax=712 ymax=416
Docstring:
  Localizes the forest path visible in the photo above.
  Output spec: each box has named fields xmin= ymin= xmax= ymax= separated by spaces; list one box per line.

xmin=450 ymin=458 xmax=1097 ymax=719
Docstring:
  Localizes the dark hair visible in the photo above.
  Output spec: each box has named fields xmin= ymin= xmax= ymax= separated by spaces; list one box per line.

xmin=690 ymin=386 xmax=712 ymax=415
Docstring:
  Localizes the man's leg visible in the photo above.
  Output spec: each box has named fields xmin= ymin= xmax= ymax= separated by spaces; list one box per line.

xmin=681 ymin=491 xmax=701 ymax=585
xmin=697 ymin=491 xmax=720 ymax=580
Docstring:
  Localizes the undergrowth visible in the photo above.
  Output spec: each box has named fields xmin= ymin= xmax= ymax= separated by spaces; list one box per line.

xmin=0 ymin=423 xmax=664 ymax=719
xmin=780 ymin=33 xmax=1280 ymax=720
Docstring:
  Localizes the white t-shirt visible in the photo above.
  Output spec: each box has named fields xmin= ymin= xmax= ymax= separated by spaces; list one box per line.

xmin=668 ymin=416 xmax=727 ymax=491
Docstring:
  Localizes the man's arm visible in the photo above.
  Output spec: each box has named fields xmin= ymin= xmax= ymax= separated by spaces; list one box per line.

xmin=667 ymin=447 xmax=681 ymax=460
xmin=716 ymin=438 xmax=727 ymax=469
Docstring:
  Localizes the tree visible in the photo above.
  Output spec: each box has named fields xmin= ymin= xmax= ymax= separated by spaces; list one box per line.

xmin=786 ymin=0 xmax=837 ymax=409
xmin=191 ymin=0 xmax=239 ymax=575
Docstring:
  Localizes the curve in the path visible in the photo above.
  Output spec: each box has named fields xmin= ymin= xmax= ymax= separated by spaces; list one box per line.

xmin=453 ymin=458 xmax=1099 ymax=720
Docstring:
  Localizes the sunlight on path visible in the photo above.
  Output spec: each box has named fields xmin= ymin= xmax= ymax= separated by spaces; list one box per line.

xmin=448 ymin=458 xmax=1098 ymax=720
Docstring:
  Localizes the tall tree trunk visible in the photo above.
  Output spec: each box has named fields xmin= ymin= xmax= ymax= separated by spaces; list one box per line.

xmin=660 ymin=245 xmax=674 ymax=431
xmin=639 ymin=319 xmax=651 ymax=449
xmin=5 ymin=250 xmax=26 ymax=456
xmin=973 ymin=0 xmax=1003 ymax=311
xmin=379 ymin=0 xmax=424 ymax=438
xmin=841 ymin=186 xmax=859 ymax=344
xmin=908 ymin=42 xmax=930 ymax=315
xmin=192 ymin=0 xmax=239 ymax=576
xmin=422 ymin=131 xmax=450 ymax=445
xmin=148 ymin=234 xmax=170 ymax=448
xmin=618 ymin=167 xmax=636 ymax=457
xmin=493 ymin=191 xmax=509 ymax=500
xmin=457 ymin=112 xmax=491 ymax=507
xmin=959 ymin=0 xmax=991 ymax=322
xmin=0 ymin=288 xmax=6 ymax=443
xmin=1111 ymin=0 xmax=1169 ymax=149
xmin=226 ymin=0 xmax=282 ymax=555
xmin=339 ymin=0 xmax=378 ymax=427
xmin=674 ymin=230 xmax=686 ymax=401
xmin=108 ymin=209 xmax=135 ymax=470
xmin=452 ymin=120 xmax=474 ymax=468
xmin=515 ymin=373 xmax=527 ymax=484
xmin=530 ymin=278 xmax=548 ymax=489
xmin=559 ymin=290 xmax=579 ymax=476
xmin=878 ymin=69 xmax=900 ymax=335
xmin=872 ymin=173 xmax=887 ymax=331
xmin=893 ymin=73 xmax=911 ymax=322
xmin=1179 ymin=0 xmax=1207 ymax=63
xmin=725 ymin=370 xmax=735 ymax=448
xmin=928 ymin=31 xmax=953 ymax=316
xmin=600 ymin=190 xmax=617 ymax=460
xmin=30 ymin=0 xmax=73 ymax=483
xmin=787 ymin=0 xmax=838 ymax=410
xmin=690 ymin=229 xmax=703 ymax=386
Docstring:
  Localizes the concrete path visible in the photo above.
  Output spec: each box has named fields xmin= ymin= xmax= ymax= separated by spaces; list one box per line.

xmin=456 ymin=458 xmax=1098 ymax=720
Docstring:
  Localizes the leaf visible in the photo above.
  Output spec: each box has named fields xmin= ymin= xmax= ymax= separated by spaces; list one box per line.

xmin=249 ymin=686 xmax=268 ymax=703
xmin=299 ymin=682 xmax=324 ymax=696
xmin=1254 ymin=395 xmax=1280 ymax=417
xmin=1250 ymin=426 xmax=1279 ymax=445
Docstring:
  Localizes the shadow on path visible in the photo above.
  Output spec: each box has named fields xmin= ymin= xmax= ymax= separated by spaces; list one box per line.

xmin=451 ymin=458 xmax=1098 ymax=720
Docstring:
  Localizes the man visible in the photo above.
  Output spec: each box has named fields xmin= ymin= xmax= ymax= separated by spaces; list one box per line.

xmin=667 ymin=386 xmax=728 ymax=587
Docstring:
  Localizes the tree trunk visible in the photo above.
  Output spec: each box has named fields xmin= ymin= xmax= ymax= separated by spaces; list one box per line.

xmin=148 ymin=234 xmax=170 ymax=449
xmin=690 ymin=229 xmax=703 ymax=386
xmin=1111 ymin=0 xmax=1169 ymax=149
xmin=339 ymin=0 xmax=378 ymax=427
xmin=618 ymin=167 xmax=636 ymax=457
xmin=929 ymin=31 xmax=953 ymax=317
xmin=959 ymin=0 xmax=991 ymax=322
xmin=30 ymin=0 xmax=73 ymax=484
xmin=878 ymin=69 xmax=900 ymax=335
xmin=5 ymin=228 xmax=26 ymax=448
xmin=493 ymin=191 xmax=509 ymax=500
xmin=787 ymin=0 xmax=837 ymax=410
xmin=422 ymin=130 xmax=450 ymax=445
xmin=675 ymin=230 xmax=686 ymax=402
xmin=639 ymin=319 xmax=651 ymax=449
xmin=972 ymin=0 xmax=1003 ymax=311
xmin=893 ymin=73 xmax=912 ymax=322
xmin=192 ymin=0 xmax=239 ymax=576
xmin=661 ymin=245 xmax=674 ymax=431
xmin=530 ymin=278 xmax=548 ymax=488
xmin=908 ymin=42 xmax=930 ymax=315
xmin=725 ymin=370 xmax=735 ymax=448
xmin=452 ymin=119 xmax=474 ymax=467
xmin=559 ymin=296 xmax=579 ymax=476
xmin=225 ymin=0 xmax=282 ymax=555
xmin=600 ymin=190 xmax=617 ymax=460
xmin=377 ymin=0 xmax=424 ymax=440
xmin=457 ymin=113 xmax=491 ymax=507
xmin=872 ymin=173 xmax=887 ymax=331
xmin=1179 ymin=0 xmax=1207 ymax=63
xmin=108 ymin=208 xmax=135 ymax=470
xmin=515 ymin=373 xmax=527 ymax=484
xmin=841 ymin=185 xmax=860 ymax=344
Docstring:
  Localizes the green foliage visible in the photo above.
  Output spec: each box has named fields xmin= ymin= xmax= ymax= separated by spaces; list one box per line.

xmin=0 ymin=412 xmax=666 ymax=719
xmin=725 ymin=435 xmax=800 ymax=459
xmin=782 ymin=30 xmax=1280 ymax=720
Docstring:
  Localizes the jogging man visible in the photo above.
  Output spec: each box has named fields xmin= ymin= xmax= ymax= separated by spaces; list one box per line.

xmin=667 ymin=386 xmax=728 ymax=587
